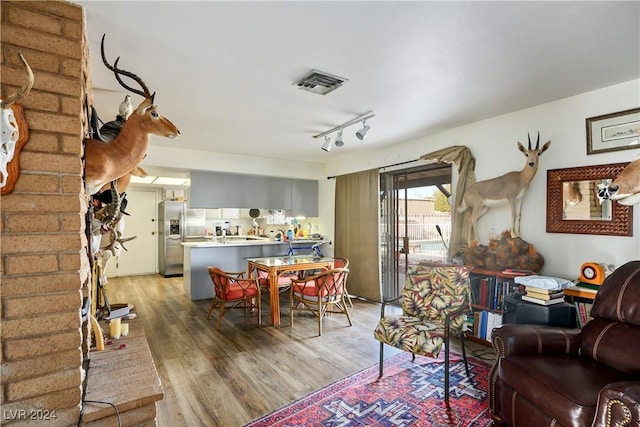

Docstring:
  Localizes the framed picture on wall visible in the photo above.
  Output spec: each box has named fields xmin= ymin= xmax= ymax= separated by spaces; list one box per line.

xmin=586 ymin=107 xmax=640 ymax=155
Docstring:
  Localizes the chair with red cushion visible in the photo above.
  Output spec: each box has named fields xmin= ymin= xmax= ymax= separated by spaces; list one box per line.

xmin=252 ymin=266 xmax=298 ymax=319
xmin=252 ymin=266 xmax=298 ymax=294
xmin=333 ymin=257 xmax=349 ymax=269
xmin=207 ymin=266 xmax=261 ymax=330
xmin=290 ymin=268 xmax=352 ymax=336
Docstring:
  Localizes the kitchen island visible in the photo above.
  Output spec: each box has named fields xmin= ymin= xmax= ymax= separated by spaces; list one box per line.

xmin=182 ymin=237 xmax=324 ymax=300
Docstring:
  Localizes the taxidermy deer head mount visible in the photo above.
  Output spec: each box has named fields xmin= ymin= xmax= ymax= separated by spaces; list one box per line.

xmin=597 ymin=154 xmax=640 ymax=205
xmin=84 ymin=34 xmax=180 ymax=196
xmin=457 ymin=132 xmax=551 ymax=242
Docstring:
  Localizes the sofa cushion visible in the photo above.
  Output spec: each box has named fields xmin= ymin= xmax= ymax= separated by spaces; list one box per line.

xmin=580 ymin=317 xmax=640 ymax=375
xmin=591 ymin=260 xmax=640 ymax=326
xmin=499 ymin=354 xmax=630 ymax=427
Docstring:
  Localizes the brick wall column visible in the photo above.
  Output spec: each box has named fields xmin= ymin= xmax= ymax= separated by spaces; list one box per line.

xmin=1 ymin=1 xmax=90 ymax=425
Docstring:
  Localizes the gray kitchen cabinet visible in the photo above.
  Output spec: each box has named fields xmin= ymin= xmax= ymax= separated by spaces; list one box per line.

xmin=252 ymin=176 xmax=291 ymax=209
xmin=190 ymin=171 xmax=291 ymax=209
xmin=291 ymin=179 xmax=318 ymax=217
xmin=189 ymin=171 xmax=317 ymax=214
xmin=190 ymin=171 xmax=245 ymax=208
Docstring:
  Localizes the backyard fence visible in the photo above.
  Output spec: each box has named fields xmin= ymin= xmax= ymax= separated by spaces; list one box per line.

xmin=384 ymin=213 xmax=452 ymax=259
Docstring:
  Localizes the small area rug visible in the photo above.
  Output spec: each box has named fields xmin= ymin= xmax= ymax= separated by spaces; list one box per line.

xmin=246 ymin=350 xmax=492 ymax=426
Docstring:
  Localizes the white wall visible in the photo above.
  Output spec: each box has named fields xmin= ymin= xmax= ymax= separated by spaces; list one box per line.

xmin=323 ymin=79 xmax=640 ymax=278
xmin=143 ymin=79 xmax=640 ymax=279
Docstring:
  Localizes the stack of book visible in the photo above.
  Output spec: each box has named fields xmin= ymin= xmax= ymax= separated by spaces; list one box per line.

xmin=466 ymin=310 xmax=503 ymax=341
xmin=568 ymin=281 xmax=600 ymax=296
xmin=566 ymin=282 xmax=600 ymax=327
xmin=522 ymin=286 xmax=565 ymax=305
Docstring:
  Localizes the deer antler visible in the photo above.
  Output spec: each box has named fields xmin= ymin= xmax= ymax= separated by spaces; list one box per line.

xmin=527 ymin=132 xmax=540 ymax=150
xmin=100 ymin=34 xmax=155 ymax=102
xmin=3 ymin=54 xmax=34 ymax=107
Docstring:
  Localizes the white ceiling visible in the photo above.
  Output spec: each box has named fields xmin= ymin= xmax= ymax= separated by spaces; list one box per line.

xmin=77 ymin=1 xmax=640 ymax=166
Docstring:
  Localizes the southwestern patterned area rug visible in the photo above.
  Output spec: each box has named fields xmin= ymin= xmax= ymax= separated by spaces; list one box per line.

xmin=246 ymin=351 xmax=492 ymax=426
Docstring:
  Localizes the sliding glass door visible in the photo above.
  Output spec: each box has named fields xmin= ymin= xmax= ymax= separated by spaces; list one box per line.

xmin=380 ymin=164 xmax=452 ymax=299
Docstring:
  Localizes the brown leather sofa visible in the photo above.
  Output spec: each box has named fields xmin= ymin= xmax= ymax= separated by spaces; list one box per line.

xmin=489 ymin=260 xmax=640 ymax=427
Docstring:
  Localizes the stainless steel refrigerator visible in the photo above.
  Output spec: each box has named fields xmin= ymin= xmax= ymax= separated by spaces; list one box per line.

xmin=158 ymin=201 xmax=185 ymax=277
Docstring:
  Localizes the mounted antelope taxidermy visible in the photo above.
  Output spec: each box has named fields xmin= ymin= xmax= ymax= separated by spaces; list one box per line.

xmin=1 ymin=54 xmax=34 ymax=196
xmin=457 ymin=132 xmax=551 ymax=242
xmin=597 ymin=154 xmax=640 ymax=205
xmin=84 ymin=35 xmax=180 ymax=196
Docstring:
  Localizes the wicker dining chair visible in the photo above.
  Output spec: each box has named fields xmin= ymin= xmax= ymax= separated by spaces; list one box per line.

xmin=332 ymin=257 xmax=353 ymax=307
xmin=374 ymin=264 xmax=472 ymax=404
xmin=290 ymin=267 xmax=352 ymax=336
xmin=251 ymin=266 xmax=298 ymax=321
xmin=251 ymin=266 xmax=298 ymax=294
xmin=294 ymin=256 xmax=353 ymax=311
xmin=207 ymin=266 xmax=261 ymax=330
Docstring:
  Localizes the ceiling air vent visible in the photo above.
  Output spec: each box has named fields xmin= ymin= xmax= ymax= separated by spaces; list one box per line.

xmin=294 ymin=69 xmax=348 ymax=95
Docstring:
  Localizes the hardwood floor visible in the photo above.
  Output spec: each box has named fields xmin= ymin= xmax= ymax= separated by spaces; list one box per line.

xmin=102 ymin=274 xmax=495 ymax=427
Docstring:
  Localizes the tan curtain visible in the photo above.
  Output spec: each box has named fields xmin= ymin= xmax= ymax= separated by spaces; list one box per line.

xmin=420 ymin=146 xmax=476 ymax=260
xmin=334 ymin=169 xmax=381 ymax=302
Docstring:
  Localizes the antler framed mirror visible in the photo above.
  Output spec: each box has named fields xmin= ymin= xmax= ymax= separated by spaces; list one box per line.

xmin=547 ymin=162 xmax=633 ymax=236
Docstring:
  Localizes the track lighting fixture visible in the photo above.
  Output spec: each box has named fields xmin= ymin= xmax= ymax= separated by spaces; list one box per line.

xmin=313 ymin=111 xmax=375 ymax=152
xmin=321 ymin=136 xmax=332 ymax=152
xmin=356 ymin=120 xmax=370 ymax=140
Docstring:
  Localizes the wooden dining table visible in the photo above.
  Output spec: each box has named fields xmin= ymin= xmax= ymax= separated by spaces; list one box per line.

xmin=246 ymin=255 xmax=335 ymax=326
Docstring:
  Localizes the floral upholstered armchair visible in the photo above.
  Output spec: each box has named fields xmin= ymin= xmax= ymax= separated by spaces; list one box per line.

xmin=374 ymin=265 xmax=472 ymax=404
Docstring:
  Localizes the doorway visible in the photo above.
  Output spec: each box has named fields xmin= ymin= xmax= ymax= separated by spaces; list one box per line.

xmin=109 ymin=188 xmax=159 ymax=276
xmin=380 ymin=164 xmax=452 ymax=299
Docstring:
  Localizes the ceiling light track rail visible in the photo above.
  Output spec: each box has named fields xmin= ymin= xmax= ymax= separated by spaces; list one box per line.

xmin=312 ymin=111 xmax=376 ymax=140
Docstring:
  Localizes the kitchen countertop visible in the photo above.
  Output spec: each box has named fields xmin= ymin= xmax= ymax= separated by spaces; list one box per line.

xmin=182 ymin=240 xmax=280 ymax=247
xmin=181 ymin=237 xmax=324 ymax=248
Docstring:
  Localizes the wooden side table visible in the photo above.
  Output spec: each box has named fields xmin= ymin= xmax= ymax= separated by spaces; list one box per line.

xmin=83 ymin=318 xmax=164 ymax=426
